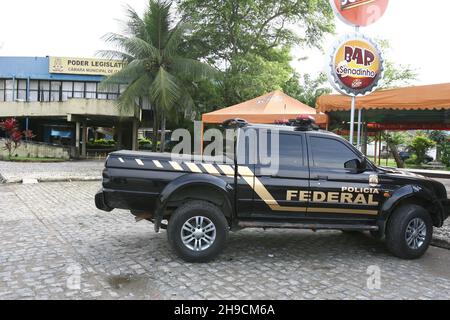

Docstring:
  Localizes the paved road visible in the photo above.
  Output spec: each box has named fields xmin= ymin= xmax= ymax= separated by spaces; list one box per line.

xmin=0 ymin=160 xmax=104 ymax=183
xmin=1 ymin=181 xmax=450 ymax=300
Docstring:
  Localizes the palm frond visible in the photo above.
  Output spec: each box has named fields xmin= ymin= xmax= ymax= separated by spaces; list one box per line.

xmin=163 ymin=21 xmax=191 ymax=58
xmin=96 ymin=49 xmax=134 ymax=62
xmin=116 ymin=73 xmax=153 ymax=113
xmin=177 ymin=89 xmax=195 ymax=114
xmin=149 ymin=67 xmax=181 ymax=112
xmin=103 ymin=33 xmax=160 ymax=60
xmin=144 ymin=0 xmax=172 ymax=49
xmin=100 ymin=59 xmax=145 ymax=90
xmin=123 ymin=4 xmax=150 ymax=41
xmin=170 ymin=57 xmax=221 ymax=82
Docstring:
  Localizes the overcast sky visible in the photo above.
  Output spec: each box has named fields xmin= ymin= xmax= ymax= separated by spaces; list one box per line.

xmin=0 ymin=0 xmax=447 ymax=86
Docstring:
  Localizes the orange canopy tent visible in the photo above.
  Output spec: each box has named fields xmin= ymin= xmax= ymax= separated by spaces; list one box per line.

xmin=316 ymin=83 xmax=450 ymax=131
xmin=202 ymin=90 xmax=329 ymax=126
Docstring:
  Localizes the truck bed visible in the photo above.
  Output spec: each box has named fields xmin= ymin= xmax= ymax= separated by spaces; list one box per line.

xmin=101 ymin=150 xmax=234 ymax=212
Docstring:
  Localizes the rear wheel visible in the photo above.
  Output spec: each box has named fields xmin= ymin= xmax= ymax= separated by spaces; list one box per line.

xmin=167 ymin=200 xmax=229 ymax=262
xmin=385 ymin=204 xmax=433 ymax=259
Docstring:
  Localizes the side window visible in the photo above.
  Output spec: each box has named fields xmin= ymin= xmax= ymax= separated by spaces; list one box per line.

xmin=277 ymin=134 xmax=304 ymax=170
xmin=310 ymin=137 xmax=358 ymax=169
xmin=257 ymin=131 xmax=304 ymax=175
xmin=237 ymin=129 xmax=304 ymax=173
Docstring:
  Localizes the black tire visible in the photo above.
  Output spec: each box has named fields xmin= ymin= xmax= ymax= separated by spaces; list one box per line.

xmin=385 ymin=204 xmax=433 ymax=259
xmin=167 ymin=200 xmax=229 ymax=262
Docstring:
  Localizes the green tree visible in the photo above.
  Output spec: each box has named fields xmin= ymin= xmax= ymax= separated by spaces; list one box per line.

xmin=409 ymin=135 xmax=435 ymax=165
xmin=428 ymin=130 xmax=448 ymax=161
xmin=283 ymin=72 xmax=331 ymax=107
xmin=440 ymin=141 xmax=450 ymax=168
xmin=383 ymin=131 xmax=407 ymax=168
xmin=224 ymin=49 xmax=292 ymax=104
xmin=377 ymin=40 xmax=417 ymax=89
xmin=100 ymin=0 xmax=218 ymax=151
xmin=177 ymin=0 xmax=335 ymax=106
xmin=178 ymin=0 xmax=334 ymax=67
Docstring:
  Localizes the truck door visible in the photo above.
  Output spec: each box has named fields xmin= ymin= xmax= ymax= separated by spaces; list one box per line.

xmin=306 ymin=134 xmax=382 ymax=222
xmin=239 ymin=129 xmax=309 ymax=220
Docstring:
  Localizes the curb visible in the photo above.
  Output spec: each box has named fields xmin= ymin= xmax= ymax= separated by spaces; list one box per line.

xmin=431 ymin=237 xmax=450 ymax=250
xmin=404 ymin=169 xmax=450 ymax=180
xmin=0 ymin=176 xmax=102 ymax=185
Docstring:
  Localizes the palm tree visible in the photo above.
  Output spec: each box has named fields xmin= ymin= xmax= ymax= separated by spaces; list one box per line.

xmin=100 ymin=0 xmax=218 ymax=151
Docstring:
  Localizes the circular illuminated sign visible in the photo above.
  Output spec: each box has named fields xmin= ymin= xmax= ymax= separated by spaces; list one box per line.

xmin=331 ymin=0 xmax=389 ymax=27
xmin=328 ymin=34 xmax=384 ymax=96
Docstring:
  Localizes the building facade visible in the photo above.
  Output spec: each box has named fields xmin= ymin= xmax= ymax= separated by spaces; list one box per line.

xmin=0 ymin=56 xmax=144 ymax=157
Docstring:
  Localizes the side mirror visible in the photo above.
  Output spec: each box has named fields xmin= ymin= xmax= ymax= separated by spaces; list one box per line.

xmin=344 ymin=158 xmax=366 ymax=173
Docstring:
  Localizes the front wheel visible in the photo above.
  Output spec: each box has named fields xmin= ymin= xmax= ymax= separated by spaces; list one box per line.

xmin=385 ymin=204 xmax=433 ymax=259
xmin=167 ymin=200 xmax=229 ymax=262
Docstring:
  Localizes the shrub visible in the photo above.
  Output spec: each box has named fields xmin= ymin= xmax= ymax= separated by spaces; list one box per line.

xmin=91 ymin=139 xmax=116 ymax=146
xmin=441 ymin=142 xmax=450 ymax=168
xmin=408 ymin=135 xmax=435 ymax=164
xmin=138 ymin=138 xmax=152 ymax=146
xmin=0 ymin=118 xmax=34 ymax=158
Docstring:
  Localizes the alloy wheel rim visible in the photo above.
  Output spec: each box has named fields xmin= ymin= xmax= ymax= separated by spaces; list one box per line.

xmin=181 ymin=216 xmax=216 ymax=251
xmin=405 ymin=218 xmax=427 ymax=250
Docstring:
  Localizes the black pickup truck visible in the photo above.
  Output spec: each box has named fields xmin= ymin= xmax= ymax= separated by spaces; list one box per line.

xmin=95 ymin=118 xmax=450 ymax=262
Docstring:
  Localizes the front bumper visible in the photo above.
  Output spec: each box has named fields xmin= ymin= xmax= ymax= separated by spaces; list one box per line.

xmin=95 ymin=189 xmax=112 ymax=212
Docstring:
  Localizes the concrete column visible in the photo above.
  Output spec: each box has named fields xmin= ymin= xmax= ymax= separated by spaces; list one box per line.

xmin=116 ymin=123 xmax=123 ymax=149
xmin=82 ymin=121 xmax=87 ymax=158
xmin=75 ymin=122 xmax=81 ymax=158
xmin=132 ymin=119 xmax=138 ymax=151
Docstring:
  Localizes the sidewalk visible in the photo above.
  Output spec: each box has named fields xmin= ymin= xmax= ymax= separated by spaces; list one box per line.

xmin=0 ymin=160 xmax=104 ymax=184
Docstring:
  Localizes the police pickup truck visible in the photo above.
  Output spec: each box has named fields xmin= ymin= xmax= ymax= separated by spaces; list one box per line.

xmin=95 ymin=117 xmax=450 ymax=262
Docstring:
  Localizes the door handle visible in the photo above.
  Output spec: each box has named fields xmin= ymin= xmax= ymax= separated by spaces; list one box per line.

xmin=316 ymin=175 xmax=328 ymax=181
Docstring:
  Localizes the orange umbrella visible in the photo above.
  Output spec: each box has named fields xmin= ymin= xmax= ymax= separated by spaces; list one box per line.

xmin=202 ymin=90 xmax=329 ymax=126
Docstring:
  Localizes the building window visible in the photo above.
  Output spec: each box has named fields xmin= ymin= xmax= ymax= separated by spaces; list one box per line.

xmin=73 ymin=82 xmax=85 ymax=98
xmin=85 ymin=82 xmax=96 ymax=99
xmin=5 ymin=80 xmax=14 ymax=101
xmin=16 ymin=80 xmax=27 ymax=101
xmin=62 ymin=81 xmax=73 ymax=100
xmin=39 ymin=81 xmax=50 ymax=101
xmin=29 ymin=80 xmax=39 ymax=101
xmin=51 ymin=81 xmax=62 ymax=102
xmin=0 ymin=79 xmax=5 ymax=102
xmin=0 ymin=78 xmax=124 ymax=103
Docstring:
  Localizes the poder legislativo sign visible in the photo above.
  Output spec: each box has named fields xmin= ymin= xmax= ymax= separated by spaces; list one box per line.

xmin=331 ymin=0 xmax=389 ymax=27
xmin=328 ymin=35 xmax=383 ymax=96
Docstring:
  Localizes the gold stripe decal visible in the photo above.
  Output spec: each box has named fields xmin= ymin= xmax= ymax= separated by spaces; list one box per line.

xmin=308 ymin=207 xmax=378 ymax=215
xmin=218 ymin=165 xmax=235 ymax=177
xmin=238 ymin=167 xmax=306 ymax=212
xmin=185 ymin=162 xmax=202 ymax=173
xmin=169 ymin=161 xmax=183 ymax=171
xmin=201 ymin=163 xmax=221 ymax=175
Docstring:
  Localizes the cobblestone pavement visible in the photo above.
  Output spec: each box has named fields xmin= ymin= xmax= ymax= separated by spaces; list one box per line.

xmin=0 ymin=160 xmax=104 ymax=183
xmin=1 ymin=181 xmax=450 ymax=300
